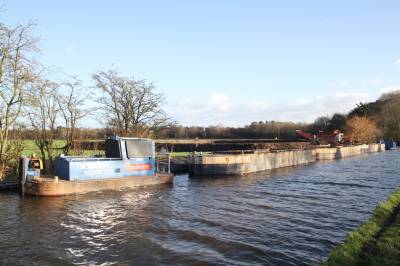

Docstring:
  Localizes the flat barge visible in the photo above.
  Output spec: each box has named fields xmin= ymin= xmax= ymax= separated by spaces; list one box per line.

xmin=189 ymin=143 xmax=385 ymax=176
xmin=19 ymin=136 xmax=173 ymax=196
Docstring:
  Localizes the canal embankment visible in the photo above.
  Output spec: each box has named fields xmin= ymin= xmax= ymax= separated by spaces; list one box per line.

xmin=323 ymin=188 xmax=400 ymax=265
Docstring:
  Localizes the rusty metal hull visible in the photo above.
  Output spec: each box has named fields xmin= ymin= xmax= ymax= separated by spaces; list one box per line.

xmin=24 ymin=174 xmax=173 ymax=196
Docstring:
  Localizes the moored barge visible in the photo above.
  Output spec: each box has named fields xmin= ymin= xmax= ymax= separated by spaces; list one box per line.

xmin=19 ymin=136 xmax=173 ymax=196
xmin=188 ymin=143 xmax=385 ymax=176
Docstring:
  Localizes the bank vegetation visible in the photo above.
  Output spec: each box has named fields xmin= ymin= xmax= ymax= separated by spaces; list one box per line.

xmin=323 ymin=188 xmax=400 ymax=265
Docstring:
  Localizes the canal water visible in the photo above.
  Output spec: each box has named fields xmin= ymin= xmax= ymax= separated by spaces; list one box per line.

xmin=1 ymin=151 xmax=399 ymax=265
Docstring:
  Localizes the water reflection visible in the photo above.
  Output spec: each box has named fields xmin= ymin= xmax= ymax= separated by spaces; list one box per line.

xmin=0 ymin=151 xmax=399 ymax=265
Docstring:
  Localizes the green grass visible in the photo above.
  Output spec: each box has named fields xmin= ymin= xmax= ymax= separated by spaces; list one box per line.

xmin=21 ymin=140 xmax=212 ymax=159
xmin=2 ymin=140 xmax=105 ymax=182
xmin=20 ymin=139 xmax=66 ymax=157
xmin=69 ymin=150 xmax=105 ymax=157
xmin=158 ymin=152 xmax=212 ymax=157
xmin=168 ymin=152 xmax=192 ymax=157
xmin=20 ymin=140 xmax=104 ymax=158
xmin=363 ymin=210 xmax=400 ymax=265
xmin=323 ymin=188 xmax=400 ymax=265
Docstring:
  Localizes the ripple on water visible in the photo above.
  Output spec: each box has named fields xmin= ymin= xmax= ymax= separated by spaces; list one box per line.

xmin=0 ymin=151 xmax=400 ymax=265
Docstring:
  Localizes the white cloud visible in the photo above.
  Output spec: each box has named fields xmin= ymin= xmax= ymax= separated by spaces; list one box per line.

xmin=209 ymin=93 xmax=228 ymax=105
xmin=167 ymin=91 xmax=371 ymax=126
xmin=208 ymin=93 xmax=230 ymax=114
xmin=395 ymin=58 xmax=400 ymax=66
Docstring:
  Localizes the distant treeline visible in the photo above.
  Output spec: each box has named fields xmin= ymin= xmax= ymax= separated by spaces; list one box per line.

xmin=13 ymin=121 xmax=309 ymax=140
xmin=158 ymin=121 xmax=309 ymax=139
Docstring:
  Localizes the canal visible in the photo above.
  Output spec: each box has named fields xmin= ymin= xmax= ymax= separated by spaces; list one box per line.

xmin=0 ymin=151 xmax=399 ymax=265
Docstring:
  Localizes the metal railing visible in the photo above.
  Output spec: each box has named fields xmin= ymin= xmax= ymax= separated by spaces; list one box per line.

xmin=156 ymin=154 xmax=171 ymax=174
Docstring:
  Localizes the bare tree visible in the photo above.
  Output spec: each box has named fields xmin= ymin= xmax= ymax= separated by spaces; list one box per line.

xmin=92 ymin=68 xmax=171 ymax=136
xmin=27 ymin=78 xmax=60 ymax=167
xmin=58 ymin=76 xmax=92 ymax=154
xmin=0 ymin=22 xmax=37 ymax=179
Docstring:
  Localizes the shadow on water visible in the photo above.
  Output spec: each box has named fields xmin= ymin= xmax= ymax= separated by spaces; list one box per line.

xmin=188 ymin=163 xmax=315 ymax=187
xmin=0 ymin=151 xmax=399 ymax=265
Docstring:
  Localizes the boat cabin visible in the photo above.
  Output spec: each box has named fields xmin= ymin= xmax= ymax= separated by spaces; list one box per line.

xmin=53 ymin=136 xmax=156 ymax=181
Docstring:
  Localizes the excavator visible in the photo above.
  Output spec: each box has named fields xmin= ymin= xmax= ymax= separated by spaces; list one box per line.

xmin=295 ymin=129 xmax=346 ymax=146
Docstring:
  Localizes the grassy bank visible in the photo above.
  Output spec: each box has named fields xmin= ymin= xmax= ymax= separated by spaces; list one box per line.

xmin=20 ymin=140 xmax=104 ymax=157
xmin=20 ymin=140 xmax=65 ymax=156
xmin=21 ymin=140 xmax=199 ymax=159
xmin=323 ymin=188 xmax=400 ymax=265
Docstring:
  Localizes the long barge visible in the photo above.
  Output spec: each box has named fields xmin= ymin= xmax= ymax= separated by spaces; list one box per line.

xmin=19 ymin=136 xmax=173 ymax=196
xmin=189 ymin=143 xmax=385 ymax=176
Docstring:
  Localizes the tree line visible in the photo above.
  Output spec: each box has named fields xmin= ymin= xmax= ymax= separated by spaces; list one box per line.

xmin=309 ymin=91 xmax=400 ymax=144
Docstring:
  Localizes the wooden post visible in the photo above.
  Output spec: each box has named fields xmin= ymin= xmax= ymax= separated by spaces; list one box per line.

xmin=18 ymin=157 xmax=26 ymax=196
xmin=168 ymin=155 xmax=171 ymax=174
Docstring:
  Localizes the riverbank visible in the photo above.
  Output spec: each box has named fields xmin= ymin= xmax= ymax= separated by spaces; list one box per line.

xmin=323 ymin=188 xmax=400 ymax=265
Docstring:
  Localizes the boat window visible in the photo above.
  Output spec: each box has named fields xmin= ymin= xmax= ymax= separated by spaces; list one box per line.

xmin=125 ymin=139 xmax=153 ymax=158
xmin=105 ymin=139 xmax=122 ymax=158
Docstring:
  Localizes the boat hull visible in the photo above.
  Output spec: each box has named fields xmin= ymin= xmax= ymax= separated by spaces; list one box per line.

xmin=24 ymin=174 xmax=173 ymax=196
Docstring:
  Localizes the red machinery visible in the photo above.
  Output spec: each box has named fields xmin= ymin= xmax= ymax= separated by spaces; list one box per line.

xmin=295 ymin=130 xmax=344 ymax=145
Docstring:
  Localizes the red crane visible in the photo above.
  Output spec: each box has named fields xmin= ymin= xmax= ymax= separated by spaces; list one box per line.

xmin=296 ymin=130 xmax=344 ymax=145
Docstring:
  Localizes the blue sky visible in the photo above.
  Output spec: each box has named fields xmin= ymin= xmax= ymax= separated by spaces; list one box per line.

xmin=2 ymin=1 xmax=400 ymax=126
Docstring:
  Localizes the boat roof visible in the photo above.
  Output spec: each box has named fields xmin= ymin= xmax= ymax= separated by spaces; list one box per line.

xmin=109 ymin=136 xmax=153 ymax=142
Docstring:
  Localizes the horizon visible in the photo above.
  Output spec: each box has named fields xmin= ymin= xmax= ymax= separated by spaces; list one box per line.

xmin=2 ymin=1 xmax=400 ymax=127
